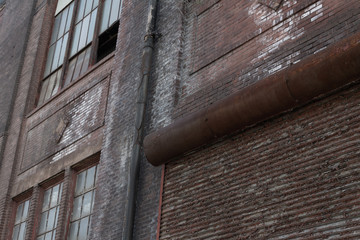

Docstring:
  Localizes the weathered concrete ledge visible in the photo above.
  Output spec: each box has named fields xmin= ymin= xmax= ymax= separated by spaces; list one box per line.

xmin=144 ymin=32 xmax=360 ymax=166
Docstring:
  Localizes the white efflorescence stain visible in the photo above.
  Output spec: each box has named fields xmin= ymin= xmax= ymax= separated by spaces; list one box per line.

xmin=249 ymin=0 xmax=324 ymax=72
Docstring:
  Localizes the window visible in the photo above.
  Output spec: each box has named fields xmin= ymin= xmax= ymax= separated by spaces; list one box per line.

xmin=37 ymin=183 xmax=63 ymax=240
xmin=38 ymin=0 xmax=122 ymax=106
xmin=68 ymin=165 xmax=98 ymax=240
xmin=12 ymin=199 xmax=30 ymax=240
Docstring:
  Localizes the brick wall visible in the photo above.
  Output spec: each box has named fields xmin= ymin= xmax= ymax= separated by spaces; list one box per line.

xmin=159 ymin=82 xmax=360 ymax=239
xmin=149 ymin=0 xmax=360 ymax=239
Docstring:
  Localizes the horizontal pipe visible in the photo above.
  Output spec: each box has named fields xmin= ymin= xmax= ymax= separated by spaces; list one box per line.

xmin=144 ymin=32 xmax=360 ymax=166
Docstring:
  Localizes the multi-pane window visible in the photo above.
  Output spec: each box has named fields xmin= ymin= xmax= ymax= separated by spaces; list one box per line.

xmin=12 ymin=199 xmax=30 ymax=240
xmin=38 ymin=0 xmax=122 ymax=106
xmin=37 ymin=183 xmax=63 ymax=240
xmin=68 ymin=165 xmax=98 ymax=240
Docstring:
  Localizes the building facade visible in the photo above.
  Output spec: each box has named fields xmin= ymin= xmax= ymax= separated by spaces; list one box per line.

xmin=0 ymin=0 xmax=360 ymax=239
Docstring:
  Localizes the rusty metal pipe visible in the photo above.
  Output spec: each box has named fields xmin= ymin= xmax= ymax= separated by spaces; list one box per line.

xmin=123 ymin=0 xmax=158 ymax=239
xmin=144 ymin=32 xmax=360 ymax=166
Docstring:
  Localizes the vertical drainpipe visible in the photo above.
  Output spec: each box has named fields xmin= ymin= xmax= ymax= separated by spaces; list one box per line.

xmin=123 ymin=0 xmax=158 ymax=239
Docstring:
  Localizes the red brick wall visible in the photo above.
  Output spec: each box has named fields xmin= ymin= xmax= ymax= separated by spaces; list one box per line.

xmin=160 ymin=81 xmax=360 ymax=239
xmin=153 ymin=0 xmax=360 ymax=239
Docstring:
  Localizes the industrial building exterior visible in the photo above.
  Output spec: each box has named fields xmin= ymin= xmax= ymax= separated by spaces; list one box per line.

xmin=0 ymin=0 xmax=360 ymax=239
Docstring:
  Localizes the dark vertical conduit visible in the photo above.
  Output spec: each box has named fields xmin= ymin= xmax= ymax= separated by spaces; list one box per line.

xmin=123 ymin=0 xmax=158 ymax=239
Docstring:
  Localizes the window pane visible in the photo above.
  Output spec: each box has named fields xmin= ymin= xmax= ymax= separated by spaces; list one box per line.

xmin=64 ymin=57 xmax=77 ymax=86
xmin=109 ymin=0 xmax=121 ymax=26
xmin=15 ymin=203 xmax=23 ymax=224
xmin=50 ymin=184 xmax=60 ymax=208
xmin=38 ymin=79 xmax=50 ymax=105
xmin=78 ymin=14 xmax=90 ymax=51
xmin=100 ymin=0 xmax=111 ymax=33
xmin=82 ymin=192 xmax=92 ymax=217
xmin=72 ymin=50 xmax=86 ymax=82
xmin=84 ymin=0 xmax=92 ymax=17
xmin=85 ymin=166 xmax=96 ymax=190
xmin=55 ymin=0 xmax=73 ymax=16
xmin=75 ymin=170 xmax=86 ymax=195
xmin=22 ymin=201 xmax=29 ymax=220
xmin=80 ymin=47 xmax=91 ymax=76
xmin=52 ymin=230 xmax=56 ymax=240
xmin=54 ymin=206 xmax=60 ymax=229
xmin=93 ymin=0 xmax=99 ymax=8
xmin=44 ymin=73 xmax=56 ymax=101
xmin=91 ymin=191 xmax=95 ymax=211
xmin=12 ymin=225 xmax=19 ymax=240
xmin=44 ymin=232 xmax=52 ymax=240
xmin=87 ymin=9 xmax=97 ymax=45
xmin=42 ymin=189 xmax=51 ymax=210
xmin=50 ymin=16 xmax=61 ymax=44
xmin=71 ymin=23 xmax=81 ymax=57
xmin=51 ymin=68 xmax=62 ymax=97
xmin=65 ymin=3 xmax=74 ymax=32
xmin=76 ymin=0 xmax=86 ymax=23
xmin=44 ymin=45 xmax=55 ymax=77
xmin=38 ymin=212 xmax=47 ymax=235
xmin=46 ymin=207 xmax=56 ymax=232
xmin=78 ymin=217 xmax=89 ymax=240
xmin=57 ymin=6 xmax=69 ymax=39
xmin=18 ymin=222 xmax=26 ymax=240
xmin=72 ymin=196 xmax=82 ymax=220
xmin=51 ymin=39 xmax=62 ymax=72
xmin=68 ymin=222 xmax=78 ymax=240
xmin=37 ymin=236 xmax=44 ymax=240
xmin=58 ymin=33 xmax=69 ymax=66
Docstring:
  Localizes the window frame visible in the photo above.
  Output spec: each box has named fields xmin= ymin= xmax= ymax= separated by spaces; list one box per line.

xmin=37 ymin=0 xmax=121 ymax=106
xmin=9 ymin=195 xmax=32 ymax=240
xmin=65 ymin=162 xmax=99 ymax=240
xmin=36 ymin=181 xmax=64 ymax=240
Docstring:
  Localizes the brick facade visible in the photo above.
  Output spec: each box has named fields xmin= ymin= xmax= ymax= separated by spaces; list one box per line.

xmin=0 ymin=0 xmax=359 ymax=239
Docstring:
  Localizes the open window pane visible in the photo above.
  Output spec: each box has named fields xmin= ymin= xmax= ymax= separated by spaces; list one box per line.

xmin=109 ymin=0 xmax=121 ymax=26
xmin=100 ymin=0 xmax=112 ymax=34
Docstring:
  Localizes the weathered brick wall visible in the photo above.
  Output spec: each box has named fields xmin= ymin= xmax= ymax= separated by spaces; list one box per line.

xmin=149 ymin=0 xmax=360 ymax=239
xmin=175 ymin=0 xmax=360 ymax=118
xmin=0 ymin=0 xmax=34 ymax=136
xmin=160 ymin=82 xmax=360 ymax=239
xmin=0 ymin=0 xmax=36 ymax=236
xmin=90 ymin=0 xmax=162 ymax=239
